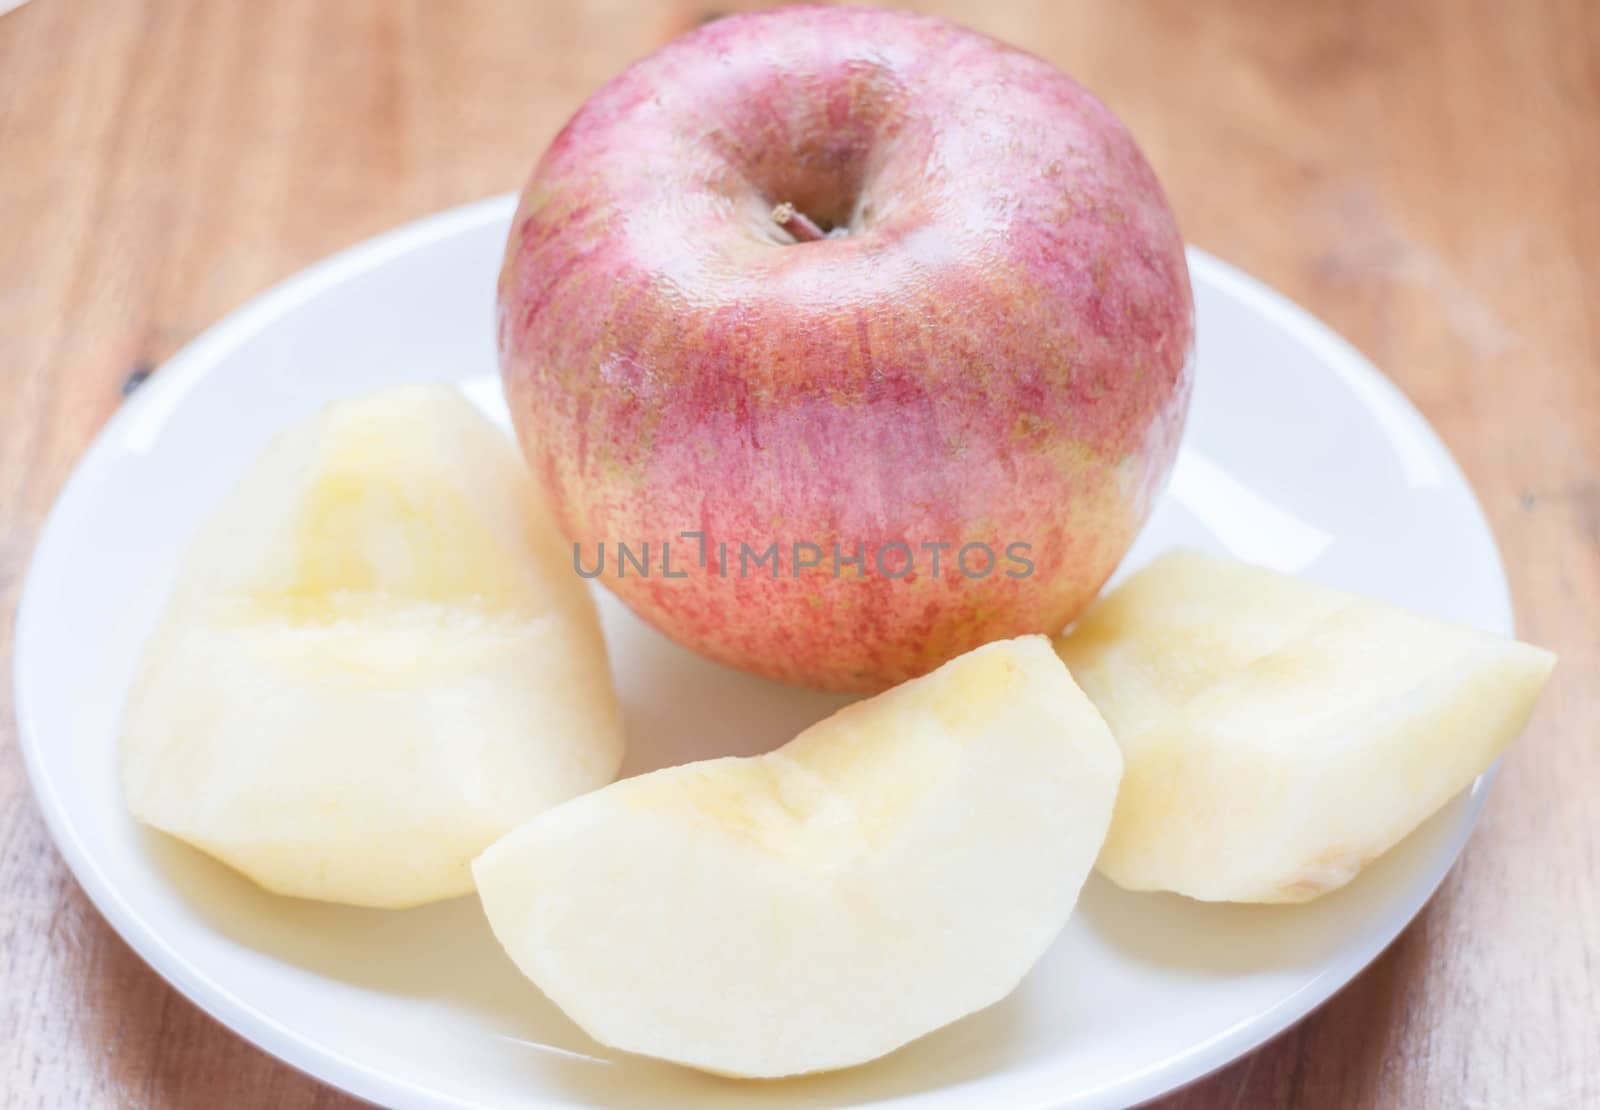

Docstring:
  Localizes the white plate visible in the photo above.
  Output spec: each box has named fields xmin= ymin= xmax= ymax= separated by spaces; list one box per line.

xmin=15 ymin=195 xmax=1513 ymax=1110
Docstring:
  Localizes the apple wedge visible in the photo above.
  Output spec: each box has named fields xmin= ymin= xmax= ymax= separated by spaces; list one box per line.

xmin=121 ymin=385 xmax=624 ymax=908
xmin=473 ymin=636 xmax=1121 ymax=1078
xmin=1055 ymin=549 xmax=1556 ymax=903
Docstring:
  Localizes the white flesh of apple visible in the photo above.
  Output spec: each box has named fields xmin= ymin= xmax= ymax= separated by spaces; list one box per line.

xmin=121 ymin=385 xmax=624 ymax=908
xmin=1055 ymin=549 xmax=1556 ymax=903
xmin=473 ymin=636 xmax=1121 ymax=1078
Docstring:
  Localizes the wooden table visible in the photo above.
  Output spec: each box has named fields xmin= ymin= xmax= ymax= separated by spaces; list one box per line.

xmin=2 ymin=1 xmax=1595 ymax=1106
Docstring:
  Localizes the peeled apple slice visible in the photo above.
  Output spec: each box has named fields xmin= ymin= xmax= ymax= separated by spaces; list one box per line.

xmin=121 ymin=384 xmax=624 ymax=908
xmin=1055 ymin=549 xmax=1555 ymax=903
xmin=473 ymin=636 xmax=1121 ymax=1078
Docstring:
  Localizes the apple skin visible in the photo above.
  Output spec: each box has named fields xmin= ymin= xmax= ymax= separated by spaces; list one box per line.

xmin=499 ymin=5 xmax=1194 ymax=691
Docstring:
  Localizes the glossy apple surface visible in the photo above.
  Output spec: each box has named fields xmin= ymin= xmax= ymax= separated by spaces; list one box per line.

xmin=499 ymin=5 xmax=1194 ymax=690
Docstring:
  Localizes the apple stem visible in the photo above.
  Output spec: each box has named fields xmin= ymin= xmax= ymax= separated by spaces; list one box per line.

xmin=772 ymin=202 xmax=827 ymax=243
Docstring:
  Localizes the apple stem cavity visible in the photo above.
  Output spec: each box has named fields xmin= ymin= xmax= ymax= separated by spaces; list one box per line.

xmin=772 ymin=202 xmax=828 ymax=243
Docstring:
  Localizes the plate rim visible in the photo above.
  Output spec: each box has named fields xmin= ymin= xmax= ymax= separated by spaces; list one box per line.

xmin=12 ymin=193 xmax=1512 ymax=1110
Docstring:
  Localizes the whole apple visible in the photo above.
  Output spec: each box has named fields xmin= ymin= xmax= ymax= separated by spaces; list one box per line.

xmin=499 ymin=5 xmax=1194 ymax=691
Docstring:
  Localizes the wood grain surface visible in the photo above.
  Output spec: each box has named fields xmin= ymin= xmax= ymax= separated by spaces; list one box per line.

xmin=2 ymin=1 xmax=1595 ymax=1106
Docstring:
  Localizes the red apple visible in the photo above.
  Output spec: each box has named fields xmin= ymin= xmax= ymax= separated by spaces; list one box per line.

xmin=499 ymin=5 xmax=1194 ymax=691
